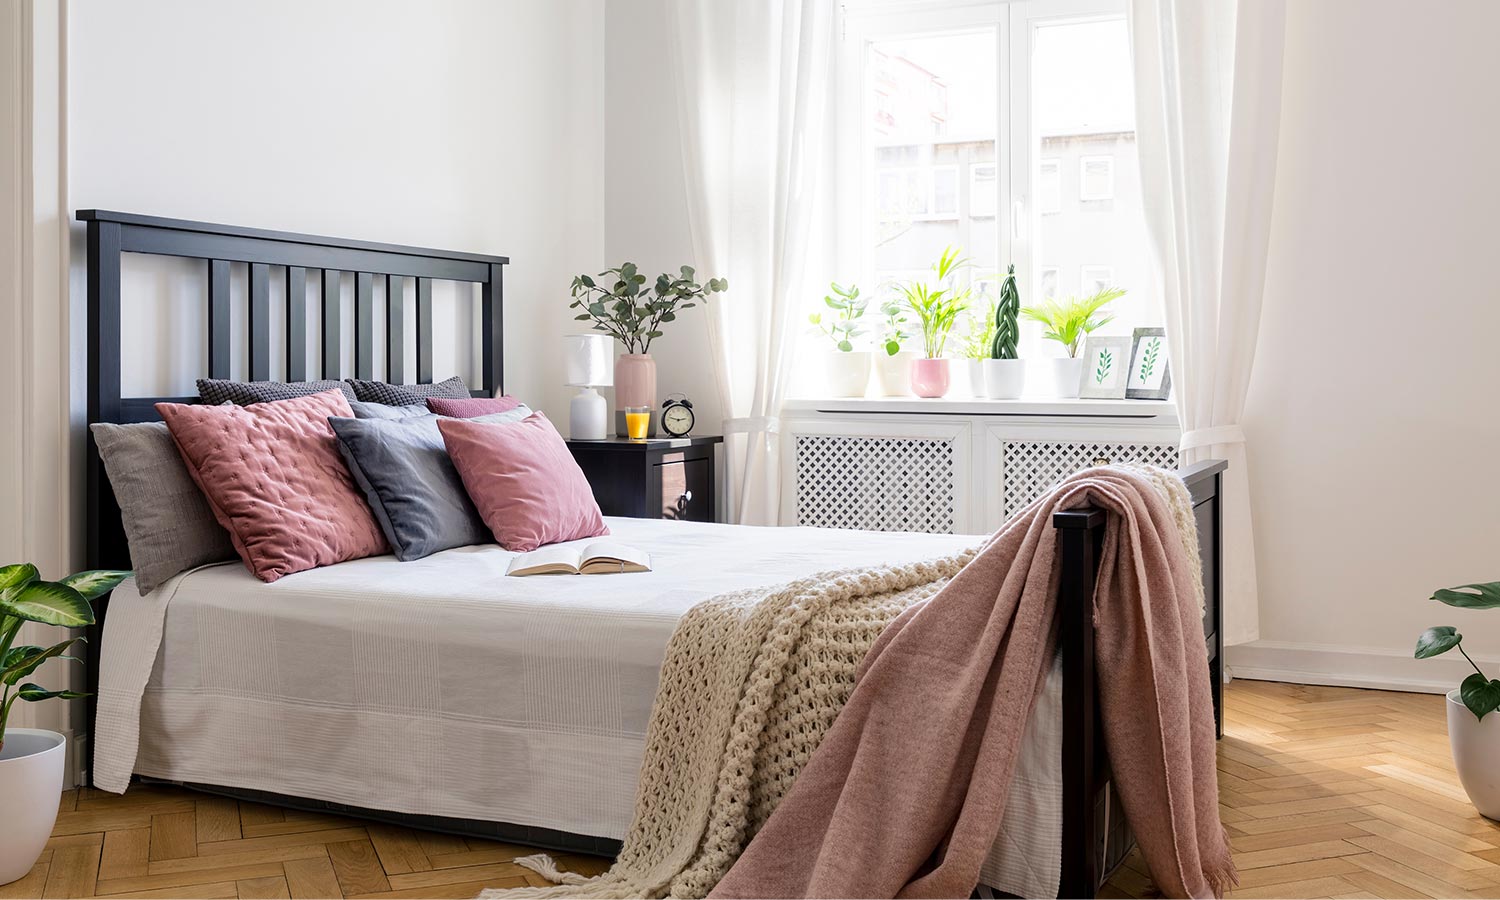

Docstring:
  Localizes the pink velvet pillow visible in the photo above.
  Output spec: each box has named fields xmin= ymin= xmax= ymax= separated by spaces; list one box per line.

xmin=157 ymin=389 xmax=389 ymax=582
xmin=437 ymin=412 xmax=607 ymax=552
xmin=426 ymin=394 xmax=522 ymax=418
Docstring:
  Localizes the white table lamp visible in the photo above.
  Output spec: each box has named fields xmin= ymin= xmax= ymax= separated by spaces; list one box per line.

xmin=564 ymin=334 xmax=613 ymax=440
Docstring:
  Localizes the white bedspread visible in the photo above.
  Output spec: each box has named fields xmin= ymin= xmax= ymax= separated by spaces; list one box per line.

xmin=94 ymin=518 xmax=1061 ymax=897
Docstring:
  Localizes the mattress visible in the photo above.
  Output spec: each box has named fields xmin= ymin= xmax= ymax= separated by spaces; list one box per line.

xmin=94 ymin=517 xmax=1061 ymax=896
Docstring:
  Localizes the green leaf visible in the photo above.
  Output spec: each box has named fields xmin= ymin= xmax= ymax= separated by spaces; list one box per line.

xmin=58 ymin=570 xmax=130 ymax=602
xmin=0 ymin=581 xmax=94 ymax=627
xmin=1415 ymin=626 xmax=1462 ymax=659
xmin=2 ymin=637 xmax=84 ymax=685
xmin=884 ymin=339 xmax=900 ymax=356
xmin=2 ymin=646 xmax=44 ymax=670
xmin=837 ymin=340 xmax=853 ymax=352
xmin=1433 ymin=582 xmax=1500 ymax=610
xmin=15 ymin=682 xmax=89 ymax=702
xmin=1459 ymin=673 xmax=1500 ymax=721
xmin=0 ymin=564 xmax=39 ymax=595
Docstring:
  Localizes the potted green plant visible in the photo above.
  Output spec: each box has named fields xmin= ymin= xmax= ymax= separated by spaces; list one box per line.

xmin=0 ymin=564 xmax=129 ymax=885
xmin=984 ymin=265 xmax=1025 ymax=399
xmin=1414 ymin=581 xmax=1500 ymax=820
xmin=957 ymin=296 xmax=996 ymax=398
xmin=1019 ymin=286 xmax=1125 ymax=399
xmin=570 ymin=264 xmax=727 ymax=436
xmin=809 ymin=282 xmax=871 ymax=398
xmin=898 ymin=246 xmax=974 ymax=399
xmin=871 ymin=297 xmax=918 ymax=397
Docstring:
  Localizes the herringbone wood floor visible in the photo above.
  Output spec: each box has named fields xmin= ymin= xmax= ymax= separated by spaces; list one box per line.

xmin=10 ymin=680 xmax=1500 ymax=899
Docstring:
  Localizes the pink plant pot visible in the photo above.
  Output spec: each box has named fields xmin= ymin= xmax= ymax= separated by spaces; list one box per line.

xmin=910 ymin=357 xmax=951 ymax=398
xmin=614 ymin=353 xmax=656 ymax=437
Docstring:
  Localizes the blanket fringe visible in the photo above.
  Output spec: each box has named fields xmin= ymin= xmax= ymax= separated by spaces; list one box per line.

xmin=514 ymin=854 xmax=595 ymax=886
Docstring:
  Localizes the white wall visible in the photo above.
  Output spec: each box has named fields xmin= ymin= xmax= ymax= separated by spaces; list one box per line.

xmin=69 ymin=0 xmax=606 ymax=424
xmin=1229 ymin=0 xmax=1500 ymax=691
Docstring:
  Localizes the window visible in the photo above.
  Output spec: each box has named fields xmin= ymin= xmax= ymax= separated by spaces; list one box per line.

xmin=1037 ymin=160 xmax=1061 ymax=214
xmin=1079 ymin=156 xmax=1114 ymax=201
xmin=1080 ymin=265 xmax=1114 ymax=296
xmin=837 ymin=0 xmax=1157 ymax=364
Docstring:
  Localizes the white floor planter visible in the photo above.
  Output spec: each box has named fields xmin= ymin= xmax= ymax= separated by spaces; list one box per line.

xmin=1031 ymin=357 xmax=1085 ymax=399
xmin=982 ymin=359 xmax=1026 ymax=400
xmin=872 ymin=350 xmax=916 ymax=397
xmin=821 ymin=350 xmax=872 ymax=398
xmin=0 ymin=729 xmax=66 ymax=885
xmin=1448 ymin=691 xmax=1500 ymax=820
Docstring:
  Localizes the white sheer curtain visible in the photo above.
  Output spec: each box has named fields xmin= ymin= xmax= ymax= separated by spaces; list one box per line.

xmin=1131 ymin=0 xmax=1287 ymax=645
xmin=667 ymin=0 xmax=834 ymax=526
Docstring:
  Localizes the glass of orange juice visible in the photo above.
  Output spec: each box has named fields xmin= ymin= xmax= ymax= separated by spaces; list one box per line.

xmin=625 ymin=406 xmax=651 ymax=440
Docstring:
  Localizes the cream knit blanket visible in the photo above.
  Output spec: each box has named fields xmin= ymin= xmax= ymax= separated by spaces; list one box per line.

xmin=483 ymin=465 xmax=1198 ymax=900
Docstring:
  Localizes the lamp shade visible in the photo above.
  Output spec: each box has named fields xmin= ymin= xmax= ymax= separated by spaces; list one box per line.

xmin=564 ymin=333 xmax=613 ymax=387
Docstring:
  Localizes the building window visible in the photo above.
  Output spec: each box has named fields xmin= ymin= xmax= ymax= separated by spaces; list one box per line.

xmin=1079 ymin=156 xmax=1115 ymax=201
xmin=1080 ymin=266 xmax=1114 ymax=296
xmin=836 ymin=0 xmax=1156 ymax=364
xmin=1037 ymin=160 xmax=1061 ymax=214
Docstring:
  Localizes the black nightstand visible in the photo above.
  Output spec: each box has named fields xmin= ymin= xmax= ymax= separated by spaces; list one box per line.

xmin=565 ymin=435 xmax=723 ymax=522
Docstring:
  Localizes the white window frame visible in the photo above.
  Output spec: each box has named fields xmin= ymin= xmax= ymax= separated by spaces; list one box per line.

xmin=1037 ymin=159 xmax=1061 ymax=214
xmin=1078 ymin=154 xmax=1115 ymax=201
xmin=969 ymin=162 xmax=999 ymax=218
xmin=837 ymin=0 xmax=1129 ymax=315
xmin=1080 ymin=265 xmax=1114 ymax=295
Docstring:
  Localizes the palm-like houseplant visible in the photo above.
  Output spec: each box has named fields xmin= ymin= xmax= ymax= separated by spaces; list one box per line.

xmin=1414 ymin=580 xmax=1500 ymax=818
xmin=896 ymin=246 xmax=975 ymax=398
xmin=0 ymin=563 xmax=129 ymax=886
xmin=1019 ymin=286 xmax=1125 ymax=399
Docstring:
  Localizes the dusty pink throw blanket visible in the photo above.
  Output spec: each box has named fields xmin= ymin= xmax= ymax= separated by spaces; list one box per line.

xmin=711 ymin=467 xmax=1234 ymax=899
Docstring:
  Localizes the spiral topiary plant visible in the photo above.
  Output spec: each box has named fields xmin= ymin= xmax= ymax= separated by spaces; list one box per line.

xmin=989 ymin=264 xmax=1019 ymax=360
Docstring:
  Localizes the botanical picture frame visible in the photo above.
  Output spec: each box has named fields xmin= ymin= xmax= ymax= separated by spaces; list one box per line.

xmin=1079 ymin=336 xmax=1132 ymax=399
xmin=1126 ymin=327 xmax=1172 ymax=400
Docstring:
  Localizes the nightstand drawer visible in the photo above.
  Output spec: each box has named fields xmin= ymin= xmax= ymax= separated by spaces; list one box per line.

xmin=657 ymin=457 xmax=711 ymax=522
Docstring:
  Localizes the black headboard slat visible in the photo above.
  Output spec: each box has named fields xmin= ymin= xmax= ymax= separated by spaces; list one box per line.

xmin=417 ymin=277 xmax=434 ymax=384
xmin=248 ymin=263 xmax=272 ymax=381
xmin=322 ymin=270 xmax=341 ymax=379
xmin=208 ymin=260 xmax=232 ymax=379
xmin=355 ymin=272 xmax=375 ymax=380
xmin=387 ymin=275 xmax=405 ymax=384
xmin=286 ymin=267 xmax=308 ymax=381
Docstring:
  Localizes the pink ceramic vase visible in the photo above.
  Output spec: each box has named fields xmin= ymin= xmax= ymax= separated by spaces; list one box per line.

xmin=910 ymin=357 xmax=951 ymax=398
xmin=614 ymin=353 xmax=656 ymax=436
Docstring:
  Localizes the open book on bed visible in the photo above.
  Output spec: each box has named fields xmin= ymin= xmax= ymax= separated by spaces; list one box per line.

xmin=506 ymin=541 xmax=652 ymax=576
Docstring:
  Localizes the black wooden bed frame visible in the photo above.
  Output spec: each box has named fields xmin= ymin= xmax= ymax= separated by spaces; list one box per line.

xmin=79 ymin=209 xmax=1225 ymax=899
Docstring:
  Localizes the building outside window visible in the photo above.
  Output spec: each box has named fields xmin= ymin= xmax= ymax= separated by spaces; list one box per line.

xmin=837 ymin=0 xmax=1156 ymax=361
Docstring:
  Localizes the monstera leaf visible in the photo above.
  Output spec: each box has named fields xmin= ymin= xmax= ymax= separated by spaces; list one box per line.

xmin=1415 ymin=626 xmax=1463 ymax=659
xmin=1459 ymin=673 xmax=1500 ymax=720
xmin=1433 ymin=582 xmax=1500 ymax=610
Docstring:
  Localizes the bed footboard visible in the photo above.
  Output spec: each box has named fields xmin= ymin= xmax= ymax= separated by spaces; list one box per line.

xmin=1053 ymin=459 xmax=1226 ymax=898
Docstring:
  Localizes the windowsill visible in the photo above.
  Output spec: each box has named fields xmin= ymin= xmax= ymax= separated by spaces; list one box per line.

xmin=783 ymin=396 xmax=1178 ymax=422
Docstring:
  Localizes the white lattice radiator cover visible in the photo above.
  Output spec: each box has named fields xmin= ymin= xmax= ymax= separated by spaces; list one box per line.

xmin=1002 ymin=440 xmax=1179 ymax=518
xmin=794 ymin=434 xmax=957 ymax=533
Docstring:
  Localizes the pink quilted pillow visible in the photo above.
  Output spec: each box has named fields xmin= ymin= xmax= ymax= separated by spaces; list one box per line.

xmin=157 ymin=389 xmax=389 ymax=582
xmin=426 ymin=394 xmax=522 ymax=418
xmin=438 ymin=412 xmax=607 ymax=552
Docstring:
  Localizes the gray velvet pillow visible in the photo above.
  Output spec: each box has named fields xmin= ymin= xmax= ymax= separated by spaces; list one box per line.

xmin=348 ymin=400 xmax=430 ymax=420
xmin=330 ymin=405 xmax=532 ymax=561
xmin=90 ymin=422 xmax=237 ymax=593
xmin=344 ymin=376 xmax=470 ymax=406
xmin=197 ymin=378 xmax=355 ymax=405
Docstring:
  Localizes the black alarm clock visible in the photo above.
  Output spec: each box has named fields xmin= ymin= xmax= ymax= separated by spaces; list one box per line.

xmin=660 ymin=393 xmax=695 ymax=437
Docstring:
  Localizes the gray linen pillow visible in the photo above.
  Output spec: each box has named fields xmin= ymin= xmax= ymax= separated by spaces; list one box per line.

xmin=329 ymin=405 xmax=532 ymax=561
xmin=197 ymin=378 xmax=355 ymax=405
xmin=348 ymin=400 xmax=430 ymax=420
xmin=344 ymin=376 xmax=470 ymax=406
xmin=89 ymin=421 xmax=237 ymax=593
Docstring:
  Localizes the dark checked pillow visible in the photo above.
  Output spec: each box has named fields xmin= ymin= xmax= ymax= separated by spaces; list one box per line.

xmin=345 ymin=376 xmax=471 ymax=406
xmin=197 ymin=378 xmax=355 ymax=406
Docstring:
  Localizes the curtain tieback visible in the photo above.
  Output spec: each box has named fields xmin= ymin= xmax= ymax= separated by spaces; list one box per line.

xmin=723 ymin=416 xmax=781 ymax=436
xmin=1179 ymin=424 xmax=1245 ymax=452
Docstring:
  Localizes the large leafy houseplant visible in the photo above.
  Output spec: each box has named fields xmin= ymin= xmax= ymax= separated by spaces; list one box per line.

xmin=0 ymin=564 xmax=129 ymax=751
xmin=898 ymin=246 xmax=975 ymax=359
xmin=569 ymin=264 xmax=728 ymax=354
xmin=1415 ymin=581 xmax=1500 ymax=720
xmin=1020 ymin=286 xmax=1126 ymax=358
xmin=809 ymin=282 xmax=868 ymax=352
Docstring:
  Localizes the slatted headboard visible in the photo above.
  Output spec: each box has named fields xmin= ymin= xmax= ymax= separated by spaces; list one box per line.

xmin=78 ymin=209 xmax=508 ymax=572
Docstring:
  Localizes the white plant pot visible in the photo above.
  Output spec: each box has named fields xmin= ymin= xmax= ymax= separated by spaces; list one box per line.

xmin=1031 ymin=357 xmax=1085 ymax=399
xmin=1448 ymin=691 xmax=1500 ymax=820
xmin=0 ymin=729 xmax=66 ymax=885
xmin=873 ymin=350 xmax=917 ymax=397
xmin=822 ymin=350 xmax=872 ymax=398
xmin=982 ymin=359 xmax=1026 ymax=400
xmin=953 ymin=359 xmax=984 ymax=398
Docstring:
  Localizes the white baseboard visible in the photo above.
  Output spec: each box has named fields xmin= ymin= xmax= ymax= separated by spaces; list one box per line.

xmin=1226 ymin=640 xmax=1498 ymax=695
